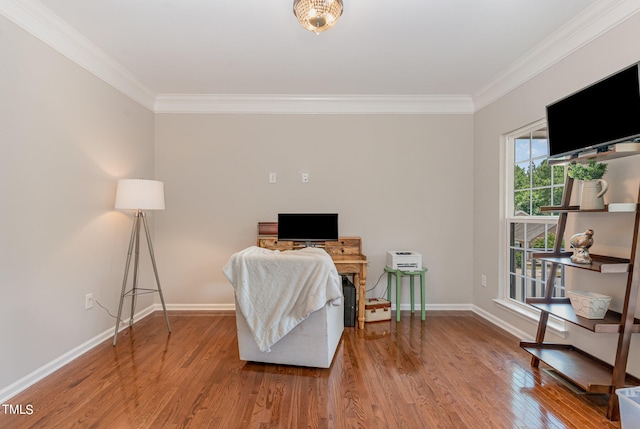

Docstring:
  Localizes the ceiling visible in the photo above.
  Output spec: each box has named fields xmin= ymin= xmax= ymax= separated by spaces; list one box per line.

xmin=5 ymin=1 xmax=640 ymax=112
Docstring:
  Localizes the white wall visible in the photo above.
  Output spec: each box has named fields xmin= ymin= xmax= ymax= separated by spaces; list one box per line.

xmin=5 ymin=0 xmax=640 ymax=400
xmin=154 ymin=113 xmax=474 ymax=308
xmin=0 ymin=16 xmax=155 ymax=392
xmin=473 ymin=12 xmax=640 ymax=375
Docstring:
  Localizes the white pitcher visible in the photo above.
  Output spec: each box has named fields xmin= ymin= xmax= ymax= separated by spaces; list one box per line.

xmin=580 ymin=179 xmax=608 ymax=210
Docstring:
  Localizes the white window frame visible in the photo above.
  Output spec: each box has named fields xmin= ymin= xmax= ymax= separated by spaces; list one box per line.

xmin=494 ymin=119 xmax=567 ymax=338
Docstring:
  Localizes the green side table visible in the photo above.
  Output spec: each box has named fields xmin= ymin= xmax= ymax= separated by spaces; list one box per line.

xmin=384 ymin=266 xmax=427 ymax=321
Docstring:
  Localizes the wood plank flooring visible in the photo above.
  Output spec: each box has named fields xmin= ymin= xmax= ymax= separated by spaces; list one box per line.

xmin=1 ymin=311 xmax=621 ymax=428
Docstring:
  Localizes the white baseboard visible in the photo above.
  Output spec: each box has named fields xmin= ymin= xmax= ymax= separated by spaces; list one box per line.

xmin=0 ymin=304 xmax=156 ymax=404
xmin=396 ymin=303 xmax=473 ymax=311
xmin=0 ymin=301 xmax=520 ymax=404
xmin=426 ymin=303 xmax=473 ymax=311
xmin=395 ymin=303 xmax=530 ymax=339
xmin=165 ymin=303 xmax=235 ymax=311
xmin=471 ymin=304 xmax=532 ymax=340
xmin=171 ymin=302 xmax=473 ymax=312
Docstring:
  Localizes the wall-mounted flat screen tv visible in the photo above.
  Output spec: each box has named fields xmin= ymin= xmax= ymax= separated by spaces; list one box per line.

xmin=277 ymin=213 xmax=338 ymax=242
xmin=546 ymin=62 xmax=640 ymax=158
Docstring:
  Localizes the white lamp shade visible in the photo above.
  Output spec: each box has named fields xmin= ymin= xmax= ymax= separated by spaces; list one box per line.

xmin=115 ymin=179 xmax=165 ymax=210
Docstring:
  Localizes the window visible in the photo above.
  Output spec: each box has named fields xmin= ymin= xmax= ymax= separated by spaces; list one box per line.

xmin=506 ymin=121 xmax=566 ymax=304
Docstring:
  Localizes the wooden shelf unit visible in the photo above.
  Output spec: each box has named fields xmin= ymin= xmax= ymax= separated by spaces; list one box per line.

xmin=526 ymin=300 xmax=640 ymax=333
xmin=519 ymin=160 xmax=640 ymax=421
xmin=548 ymin=147 xmax=640 ymax=165
xmin=520 ymin=343 xmax=640 ymax=394
xmin=531 ymin=253 xmax=630 ymax=274
xmin=540 ymin=204 xmax=640 ymax=213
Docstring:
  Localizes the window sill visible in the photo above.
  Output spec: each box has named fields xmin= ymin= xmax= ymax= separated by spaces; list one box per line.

xmin=493 ymin=298 xmax=568 ymax=339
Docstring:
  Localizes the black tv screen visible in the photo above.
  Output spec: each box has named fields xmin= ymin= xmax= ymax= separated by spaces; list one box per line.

xmin=546 ymin=63 xmax=640 ymax=158
xmin=277 ymin=213 xmax=338 ymax=242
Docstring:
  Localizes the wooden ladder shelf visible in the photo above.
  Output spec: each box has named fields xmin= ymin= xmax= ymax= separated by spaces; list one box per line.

xmin=519 ymin=155 xmax=640 ymax=420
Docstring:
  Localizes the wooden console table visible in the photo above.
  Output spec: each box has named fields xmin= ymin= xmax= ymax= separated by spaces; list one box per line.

xmin=257 ymin=223 xmax=368 ymax=329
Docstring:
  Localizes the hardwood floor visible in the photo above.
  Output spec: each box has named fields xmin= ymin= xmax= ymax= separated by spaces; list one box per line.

xmin=1 ymin=311 xmax=621 ymax=428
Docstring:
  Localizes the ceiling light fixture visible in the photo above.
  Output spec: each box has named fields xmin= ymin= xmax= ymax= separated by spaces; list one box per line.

xmin=293 ymin=0 xmax=343 ymax=34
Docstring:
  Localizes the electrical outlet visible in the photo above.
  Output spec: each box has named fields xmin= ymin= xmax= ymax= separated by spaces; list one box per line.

xmin=302 ymin=173 xmax=309 ymax=183
xmin=481 ymin=275 xmax=487 ymax=287
xmin=85 ymin=293 xmax=94 ymax=310
xmin=269 ymin=172 xmax=276 ymax=183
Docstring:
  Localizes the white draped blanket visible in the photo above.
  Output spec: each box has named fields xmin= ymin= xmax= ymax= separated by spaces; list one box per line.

xmin=223 ymin=246 xmax=342 ymax=352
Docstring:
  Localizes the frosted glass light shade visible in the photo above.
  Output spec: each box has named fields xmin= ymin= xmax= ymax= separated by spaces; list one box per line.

xmin=115 ymin=179 xmax=165 ymax=210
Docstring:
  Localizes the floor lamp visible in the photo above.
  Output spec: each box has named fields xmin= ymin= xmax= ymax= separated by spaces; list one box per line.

xmin=113 ymin=179 xmax=171 ymax=346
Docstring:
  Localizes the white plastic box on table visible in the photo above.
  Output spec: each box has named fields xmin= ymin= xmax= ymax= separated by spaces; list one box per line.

xmin=386 ymin=251 xmax=422 ymax=271
xmin=616 ymin=387 xmax=640 ymax=429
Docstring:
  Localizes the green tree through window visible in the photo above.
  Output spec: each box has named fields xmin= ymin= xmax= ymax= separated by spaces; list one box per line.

xmin=508 ymin=125 xmax=566 ymax=303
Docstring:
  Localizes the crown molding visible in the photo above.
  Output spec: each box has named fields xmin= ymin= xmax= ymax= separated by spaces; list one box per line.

xmin=4 ymin=0 xmax=640 ymax=114
xmin=0 ymin=0 xmax=472 ymax=115
xmin=473 ymin=0 xmax=640 ymax=111
xmin=0 ymin=0 xmax=156 ymax=110
xmin=154 ymin=94 xmax=475 ymax=114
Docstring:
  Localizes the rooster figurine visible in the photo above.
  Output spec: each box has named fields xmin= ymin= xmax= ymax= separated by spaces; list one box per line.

xmin=570 ymin=229 xmax=594 ymax=264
